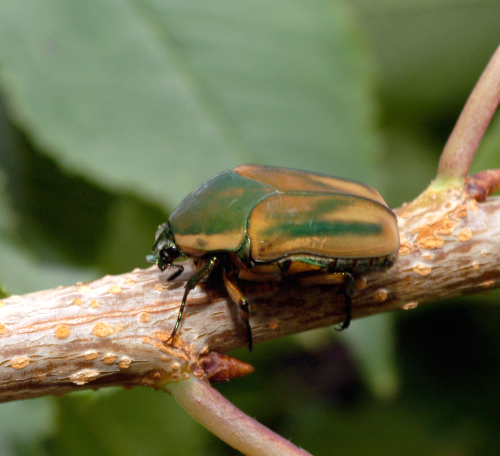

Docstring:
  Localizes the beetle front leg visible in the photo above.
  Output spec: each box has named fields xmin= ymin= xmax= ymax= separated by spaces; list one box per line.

xmin=222 ymin=268 xmax=253 ymax=351
xmin=167 ymin=264 xmax=184 ymax=281
xmin=167 ymin=256 xmax=220 ymax=345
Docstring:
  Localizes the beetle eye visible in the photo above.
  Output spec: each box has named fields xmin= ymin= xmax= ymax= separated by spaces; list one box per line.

xmin=166 ymin=246 xmax=180 ymax=260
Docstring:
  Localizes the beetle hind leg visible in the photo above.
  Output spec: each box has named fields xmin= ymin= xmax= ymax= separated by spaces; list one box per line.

xmin=295 ymin=269 xmax=354 ymax=330
xmin=335 ymin=273 xmax=354 ymax=331
xmin=222 ymin=269 xmax=253 ymax=351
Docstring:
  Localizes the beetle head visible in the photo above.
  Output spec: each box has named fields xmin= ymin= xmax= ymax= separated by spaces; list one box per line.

xmin=146 ymin=222 xmax=182 ymax=272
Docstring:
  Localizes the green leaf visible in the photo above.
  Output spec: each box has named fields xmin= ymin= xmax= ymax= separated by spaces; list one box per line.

xmin=351 ymin=0 xmax=500 ymax=121
xmin=0 ymin=168 xmax=15 ymax=296
xmin=379 ymin=124 xmax=440 ymax=207
xmin=54 ymin=388 xmax=211 ymax=456
xmin=340 ymin=314 xmax=399 ymax=398
xmin=0 ymin=286 xmax=8 ymax=300
xmin=0 ymin=168 xmax=16 ymax=234
xmin=0 ymin=397 xmax=57 ymax=452
xmin=0 ymin=237 xmax=98 ymax=295
xmin=471 ymin=113 xmax=500 ymax=174
xmin=0 ymin=0 xmax=380 ymax=209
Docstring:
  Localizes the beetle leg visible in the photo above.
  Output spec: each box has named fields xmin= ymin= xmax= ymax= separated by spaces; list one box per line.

xmin=295 ymin=271 xmax=354 ymax=330
xmin=222 ymin=268 xmax=253 ymax=352
xmin=167 ymin=264 xmax=184 ymax=281
xmin=278 ymin=260 xmax=291 ymax=273
xmin=167 ymin=256 xmax=220 ymax=345
xmin=336 ymin=272 xmax=354 ymax=331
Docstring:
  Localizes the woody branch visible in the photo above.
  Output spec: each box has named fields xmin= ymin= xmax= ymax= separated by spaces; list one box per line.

xmin=0 ymin=185 xmax=499 ymax=402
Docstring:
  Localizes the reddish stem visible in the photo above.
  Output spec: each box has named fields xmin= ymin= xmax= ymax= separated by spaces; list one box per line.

xmin=167 ymin=377 xmax=312 ymax=456
xmin=436 ymin=44 xmax=500 ymax=182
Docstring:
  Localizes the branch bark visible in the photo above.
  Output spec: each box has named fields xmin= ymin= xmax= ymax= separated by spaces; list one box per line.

xmin=1 ymin=184 xmax=499 ymax=402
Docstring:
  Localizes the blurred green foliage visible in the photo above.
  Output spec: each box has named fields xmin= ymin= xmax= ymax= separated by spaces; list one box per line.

xmin=0 ymin=0 xmax=500 ymax=455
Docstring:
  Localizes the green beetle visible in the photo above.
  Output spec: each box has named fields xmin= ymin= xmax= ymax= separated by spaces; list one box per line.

xmin=147 ymin=164 xmax=400 ymax=350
